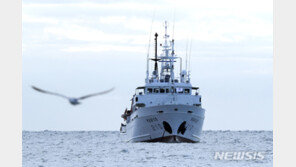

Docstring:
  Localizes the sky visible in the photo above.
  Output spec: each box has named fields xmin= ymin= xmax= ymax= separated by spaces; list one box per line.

xmin=22 ymin=0 xmax=273 ymax=131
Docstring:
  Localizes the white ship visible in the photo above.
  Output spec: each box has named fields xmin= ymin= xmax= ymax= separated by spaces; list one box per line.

xmin=121 ymin=21 xmax=205 ymax=143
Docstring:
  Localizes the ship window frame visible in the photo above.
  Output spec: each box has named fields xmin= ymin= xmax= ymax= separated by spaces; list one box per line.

xmin=191 ymin=87 xmax=199 ymax=95
xmin=166 ymin=88 xmax=170 ymax=93
xmin=147 ymin=88 xmax=153 ymax=94
xmin=136 ymin=87 xmax=145 ymax=95
xmin=184 ymin=89 xmax=190 ymax=94
xmin=176 ymin=87 xmax=184 ymax=93
xmin=160 ymin=88 xmax=165 ymax=93
xmin=154 ymin=88 xmax=159 ymax=93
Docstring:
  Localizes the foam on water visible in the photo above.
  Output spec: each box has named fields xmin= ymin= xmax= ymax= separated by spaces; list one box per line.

xmin=23 ymin=131 xmax=273 ymax=167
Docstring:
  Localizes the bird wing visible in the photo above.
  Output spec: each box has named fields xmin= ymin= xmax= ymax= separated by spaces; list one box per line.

xmin=78 ymin=87 xmax=115 ymax=100
xmin=31 ymin=85 xmax=69 ymax=99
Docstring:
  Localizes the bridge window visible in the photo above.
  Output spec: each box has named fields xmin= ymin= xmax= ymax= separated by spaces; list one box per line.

xmin=184 ymin=89 xmax=190 ymax=94
xmin=147 ymin=88 xmax=153 ymax=93
xmin=176 ymin=87 xmax=184 ymax=93
xmin=166 ymin=89 xmax=170 ymax=93
xmin=192 ymin=87 xmax=199 ymax=95
xmin=146 ymin=88 xmax=176 ymax=94
xmin=136 ymin=87 xmax=145 ymax=95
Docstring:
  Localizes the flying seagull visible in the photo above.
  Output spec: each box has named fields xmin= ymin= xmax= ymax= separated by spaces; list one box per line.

xmin=32 ymin=85 xmax=114 ymax=105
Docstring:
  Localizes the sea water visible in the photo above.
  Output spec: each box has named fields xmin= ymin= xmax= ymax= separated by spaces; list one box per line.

xmin=23 ymin=131 xmax=272 ymax=167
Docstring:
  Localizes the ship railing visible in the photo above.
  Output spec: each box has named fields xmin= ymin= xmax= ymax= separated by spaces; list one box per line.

xmin=148 ymin=76 xmax=190 ymax=84
xmin=135 ymin=86 xmax=199 ymax=96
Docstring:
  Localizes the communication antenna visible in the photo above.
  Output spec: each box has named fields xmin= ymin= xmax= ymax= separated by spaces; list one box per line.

xmin=185 ymin=39 xmax=189 ymax=72
xmin=146 ymin=11 xmax=155 ymax=82
xmin=172 ymin=9 xmax=176 ymax=39
xmin=188 ymin=38 xmax=193 ymax=77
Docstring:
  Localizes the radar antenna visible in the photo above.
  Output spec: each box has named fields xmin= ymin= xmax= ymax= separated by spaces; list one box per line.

xmin=146 ymin=11 xmax=155 ymax=82
xmin=188 ymin=38 xmax=193 ymax=81
xmin=185 ymin=39 xmax=189 ymax=72
xmin=172 ymin=9 xmax=176 ymax=39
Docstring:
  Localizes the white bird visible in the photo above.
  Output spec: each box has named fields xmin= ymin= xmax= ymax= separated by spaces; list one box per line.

xmin=32 ymin=85 xmax=114 ymax=105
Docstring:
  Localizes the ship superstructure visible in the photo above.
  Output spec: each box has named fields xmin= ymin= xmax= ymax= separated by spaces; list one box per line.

xmin=121 ymin=21 xmax=205 ymax=142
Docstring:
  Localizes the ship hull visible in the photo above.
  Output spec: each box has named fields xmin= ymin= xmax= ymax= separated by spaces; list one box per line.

xmin=126 ymin=105 xmax=205 ymax=143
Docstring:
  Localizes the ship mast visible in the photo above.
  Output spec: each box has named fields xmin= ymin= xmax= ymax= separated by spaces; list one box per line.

xmin=151 ymin=33 xmax=160 ymax=80
xmin=146 ymin=21 xmax=189 ymax=84
xmin=160 ymin=21 xmax=175 ymax=82
xmin=145 ymin=12 xmax=155 ymax=83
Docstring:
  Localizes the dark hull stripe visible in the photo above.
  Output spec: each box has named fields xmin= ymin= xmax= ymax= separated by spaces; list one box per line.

xmin=141 ymin=135 xmax=198 ymax=143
